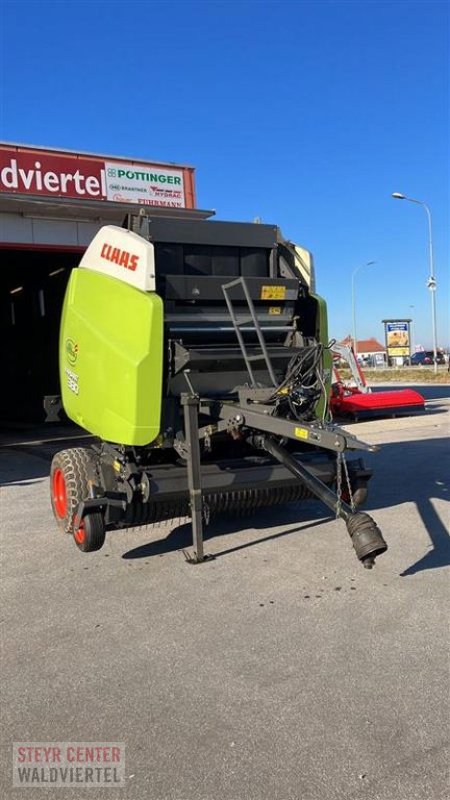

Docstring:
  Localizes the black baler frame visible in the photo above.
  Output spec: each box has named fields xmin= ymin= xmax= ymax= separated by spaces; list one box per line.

xmin=73 ymin=390 xmax=384 ymax=568
xmin=178 ymin=391 xmax=386 ymax=568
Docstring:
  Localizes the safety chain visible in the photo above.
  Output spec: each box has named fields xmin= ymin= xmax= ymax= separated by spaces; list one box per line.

xmin=335 ymin=452 xmax=342 ymax=518
xmin=342 ymin=452 xmax=355 ymax=511
xmin=335 ymin=451 xmax=356 ymax=517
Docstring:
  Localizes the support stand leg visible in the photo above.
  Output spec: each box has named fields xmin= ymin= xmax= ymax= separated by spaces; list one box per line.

xmin=182 ymin=394 xmax=205 ymax=563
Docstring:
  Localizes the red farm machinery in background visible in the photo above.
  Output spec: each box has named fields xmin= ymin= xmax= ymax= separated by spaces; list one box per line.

xmin=330 ymin=344 xmax=425 ymax=420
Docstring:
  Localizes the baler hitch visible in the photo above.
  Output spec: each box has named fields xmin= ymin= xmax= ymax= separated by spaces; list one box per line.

xmin=254 ymin=435 xmax=387 ymax=568
xmin=181 ymin=393 xmax=387 ymax=568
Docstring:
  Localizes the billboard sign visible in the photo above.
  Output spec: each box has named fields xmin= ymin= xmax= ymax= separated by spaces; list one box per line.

xmin=104 ymin=161 xmax=184 ymax=206
xmin=383 ymin=320 xmax=411 ymax=357
xmin=0 ymin=144 xmax=195 ymax=208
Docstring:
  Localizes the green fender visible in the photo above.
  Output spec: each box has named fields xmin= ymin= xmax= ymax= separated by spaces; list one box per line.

xmin=60 ymin=268 xmax=163 ymax=446
xmin=310 ymin=292 xmax=332 ymax=418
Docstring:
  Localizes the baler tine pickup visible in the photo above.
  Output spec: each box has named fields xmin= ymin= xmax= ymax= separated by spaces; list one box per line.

xmin=183 ymin=393 xmax=386 ymax=569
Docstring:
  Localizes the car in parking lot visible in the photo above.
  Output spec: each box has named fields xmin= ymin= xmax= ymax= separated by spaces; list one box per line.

xmin=410 ymin=351 xmax=446 ymax=366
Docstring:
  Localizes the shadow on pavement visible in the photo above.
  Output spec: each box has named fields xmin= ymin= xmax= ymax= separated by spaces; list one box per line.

xmin=122 ymin=437 xmax=450 ymax=577
xmin=365 ymin=437 xmax=449 ymax=577
xmin=0 ymin=425 xmax=94 ymax=486
xmin=122 ymin=505 xmax=327 ymax=561
xmin=1 ymin=425 xmax=448 ymax=577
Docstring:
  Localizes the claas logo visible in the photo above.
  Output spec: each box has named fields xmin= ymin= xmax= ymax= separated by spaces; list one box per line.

xmin=65 ymin=339 xmax=78 ymax=365
xmin=100 ymin=242 xmax=139 ymax=271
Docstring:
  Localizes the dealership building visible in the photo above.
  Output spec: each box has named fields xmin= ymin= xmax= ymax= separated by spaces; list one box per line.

xmin=0 ymin=142 xmax=204 ymax=422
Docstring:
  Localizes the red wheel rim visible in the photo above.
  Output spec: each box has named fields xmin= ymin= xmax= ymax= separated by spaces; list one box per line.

xmin=52 ymin=468 xmax=67 ymax=518
xmin=74 ymin=520 xmax=86 ymax=544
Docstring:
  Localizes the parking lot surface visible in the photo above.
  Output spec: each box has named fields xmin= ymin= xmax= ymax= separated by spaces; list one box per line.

xmin=1 ymin=401 xmax=449 ymax=800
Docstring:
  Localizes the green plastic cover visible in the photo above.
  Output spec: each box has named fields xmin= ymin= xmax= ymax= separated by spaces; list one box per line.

xmin=310 ymin=291 xmax=332 ymax=418
xmin=60 ymin=268 xmax=163 ymax=446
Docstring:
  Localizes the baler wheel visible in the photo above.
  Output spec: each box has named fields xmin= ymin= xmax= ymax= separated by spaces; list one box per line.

xmin=50 ymin=448 xmax=96 ymax=534
xmin=73 ymin=513 xmax=105 ymax=553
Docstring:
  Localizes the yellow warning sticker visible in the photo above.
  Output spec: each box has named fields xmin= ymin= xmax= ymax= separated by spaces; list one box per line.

xmin=268 ymin=306 xmax=282 ymax=315
xmin=294 ymin=427 xmax=309 ymax=440
xmin=261 ymin=285 xmax=286 ymax=301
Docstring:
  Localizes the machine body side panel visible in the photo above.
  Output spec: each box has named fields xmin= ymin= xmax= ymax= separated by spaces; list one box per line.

xmin=59 ymin=269 xmax=163 ymax=445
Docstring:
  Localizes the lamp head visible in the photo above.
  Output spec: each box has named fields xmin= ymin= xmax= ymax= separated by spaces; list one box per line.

xmin=392 ymin=192 xmax=406 ymax=200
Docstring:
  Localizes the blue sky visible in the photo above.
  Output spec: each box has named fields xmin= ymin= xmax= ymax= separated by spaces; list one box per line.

xmin=1 ymin=0 xmax=448 ymax=347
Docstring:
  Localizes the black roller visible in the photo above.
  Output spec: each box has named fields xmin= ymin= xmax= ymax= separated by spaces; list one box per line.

xmin=119 ymin=483 xmax=319 ymax=528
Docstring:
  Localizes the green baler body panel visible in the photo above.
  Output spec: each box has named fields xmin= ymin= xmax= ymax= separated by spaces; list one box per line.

xmin=310 ymin=291 xmax=331 ymax=419
xmin=59 ymin=269 xmax=163 ymax=446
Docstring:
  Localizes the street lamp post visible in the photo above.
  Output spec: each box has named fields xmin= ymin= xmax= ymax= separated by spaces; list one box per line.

xmin=409 ymin=305 xmax=415 ymax=356
xmin=352 ymin=261 xmax=376 ymax=358
xmin=392 ymin=193 xmax=438 ymax=374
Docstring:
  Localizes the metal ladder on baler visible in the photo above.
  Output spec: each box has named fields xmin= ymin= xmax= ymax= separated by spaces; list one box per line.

xmin=221 ymin=277 xmax=277 ymax=388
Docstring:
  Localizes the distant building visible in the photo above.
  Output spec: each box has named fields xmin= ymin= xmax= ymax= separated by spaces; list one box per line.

xmin=341 ymin=336 xmax=387 ymax=365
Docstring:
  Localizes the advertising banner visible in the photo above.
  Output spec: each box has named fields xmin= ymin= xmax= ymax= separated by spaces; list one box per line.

xmin=0 ymin=150 xmax=105 ymax=200
xmin=384 ymin=321 xmax=410 ymax=357
xmin=0 ymin=145 xmax=193 ymax=208
xmin=104 ymin=161 xmax=185 ymax=207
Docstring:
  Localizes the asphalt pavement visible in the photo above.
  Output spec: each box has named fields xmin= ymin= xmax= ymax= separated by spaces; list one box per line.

xmin=1 ymin=401 xmax=449 ymax=800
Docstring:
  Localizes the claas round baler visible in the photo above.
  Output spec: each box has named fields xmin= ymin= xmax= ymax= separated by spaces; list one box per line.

xmin=50 ymin=213 xmax=387 ymax=568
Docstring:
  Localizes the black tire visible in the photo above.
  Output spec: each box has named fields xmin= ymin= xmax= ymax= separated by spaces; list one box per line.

xmin=50 ymin=448 xmax=96 ymax=534
xmin=73 ymin=512 xmax=106 ymax=552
